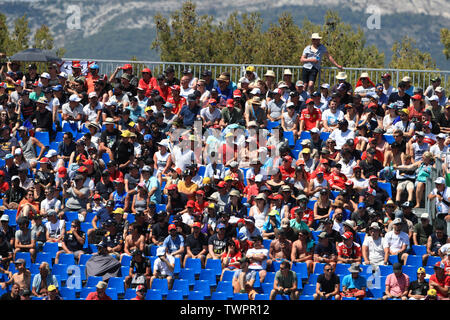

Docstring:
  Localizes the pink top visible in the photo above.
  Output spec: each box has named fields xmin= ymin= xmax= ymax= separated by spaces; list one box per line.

xmin=385 ymin=273 xmax=410 ymax=297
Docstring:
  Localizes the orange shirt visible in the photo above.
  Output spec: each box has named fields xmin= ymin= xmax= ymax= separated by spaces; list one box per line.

xmin=139 ymin=77 xmax=158 ymax=97
xmin=86 ymin=73 xmax=100 ymax=94
xmin=167 ymin=96 xmax=187 ymax=114
xmin=16 ymin=198 xmax=40 ymax=219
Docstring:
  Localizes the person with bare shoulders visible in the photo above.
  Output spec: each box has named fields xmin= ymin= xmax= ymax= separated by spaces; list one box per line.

xmin=1 ymin=258 xmax=31 ymax=291
xmin=122 ymin=222 xmax=145 ymax=263
xmin=383 ymin=141 xmax=404 ymax=167
xmin=268 ymin=230 xmax=292 ymax=272
xmin=0 ymin=282 xmax=20 ymax=300
xmin=291 ymin=229 xmax=315 ymax=275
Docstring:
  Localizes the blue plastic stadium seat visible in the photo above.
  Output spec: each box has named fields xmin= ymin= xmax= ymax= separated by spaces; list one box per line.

xmin=179 ymin=268 xmax=196 ymax=287
xmin=43 ymin=242 xmax=59 ymax=258
xmin=64 ymin=211 xmax=79 ymax=223
xmin=151 ymin=278 xmax=169 ymax=296
xmin=313 ymin=263 xmax=325 ymax=274
xmin=222 ymin=270 xmax=234 ymax=282
xmin=335 ymin=263 xmax=351 ymax=276
xmin=35 ymin=252 xmax=53 ymax=267
xmin=283 ymin=131 xmax=295 ymax=147
xmin=211 ymin=291 xmax=228 ymax=300
xmin=311 ymin=230 xmax=321 ymax=242
xmin=378 ymin=265 xmax=393 ymax=276
xmin=193 ymin=280 xmax=211 ymax=298
xmin=124 ymin=288 xmax=137 ymax=300
xmin=205 ymin=259 xmax=222 ymax=277
xmin=261 ymin=282 xmax=274 ymax=294
xmin=426 ymin=256 xmax=442 ymax=267
xmin=301 ymin=284 xmax=316 ymax=296
xmin=389 ymin=255 xmax=399 ymax=265
xmin=264 ymin=272 xmax=275 ymax=284
xmin=271 ymin=260 xmax=282 ymax=272
xmin=276 ymin=294 xmax=290 ymax=300
xmin=299 ymin=295 xmax=314 ymax=300
xmin=199 ymin=268 xmax=217 ymax=287
xmin=292 ymin=262 xmax=308 ymax=280
xmin=105 ymin=288 xmax=118 ymax=300
xmin=185 ymin=258 xmax=202 ymax=276
xmin=357 ymin=232 xmax=366 ymax=244
xmin=166 ymin=289 xmax=183 ymax=300
xmin=78 ymin=254 xmax=93 ymax=266
xmin=121 ymin=266 xmax=130 ymax=277
xmin=308 ymin=273 xmax=319 ymax=285
xmin=172 ymin=279 xmax=189 ymax=297
xmin=121 ymin=255 xmax=132 ymax=267
xmin=216 ymin=281 xmax=233 ymax=299
xmin=263 ymin=239 xmax=272 ymax=251
xmin=233 ymin=293 xmax=249 ymax=300
xmin=86 ymin=276 xmax=103 ymax=288
xmin=411 ymin=245 xmax=427 ymax=256
xmin=320 ymin=132 xmax=330 ymax=142
xmin=4 ymin=209 xmax=17 ymax=226
xmin=402 ymin=265 xmax=418 ymax=281
xmin=291 ymin=149 xmax=301 ymax=160
xmin=80 ymin=287 xmax=96 ymax=299
xmin=406 ymin=255 xmax=423 ymax=267
xmin=198 ymin=166 xmax=206 ymax=177
xmin=377 ymin=182 xmax=392 ymax=198
xmin=299 ymin=131 xmax=311 ymax=142
xmin=59 ymin=253 xmax=75 ymax=266
xmin=60 ymin=287 xmax=76 ymax=300
xmin=188 ymin=290 xmax=204 ymax=300
xmin=146 ymin=289 xmax=163 ymax=300
xmin=15 ymin=252 xmax=31 ymax=268
xmin=383 ymin=134 xmax=395 ymax=144
xmin=255 ymin=293 xmax=270 ymax=300
xmin=367 ymin=287 xmax=383 ymax=298
xmin=267 ymin=121 xmax=280 ymax=130
xmin=108 ymin=277 xmax=125 ymax=295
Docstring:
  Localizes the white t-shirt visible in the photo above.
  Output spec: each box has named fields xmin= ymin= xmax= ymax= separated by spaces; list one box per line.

xmin=431 ymin=186 xmax=450 ymax=214
xmin=329 ymin=129 xmax=355 ymax=149
xmin=430 ymin=144 xmax=449 ymax=159
xmin=246 ymin=247 xmax=268 ymax=270
xmin=154 ymin=254 xmax=175 ymax=276
xmin=362 ymin=235 xmax=385 ymax=265
xmin=40 ymin=198 xmax=62 ymax=213
xmin=61 ymin=102 xmax=84 ymax=119
xmin=383 ymin=231 xmax=410 ymax=252
xmin=321 ymin=109 xmax=344 ymax=127
xmin=45 ymin=220 xmax=65 ymax=239
xmin=338 ymin=159 xmax=357 ymax=178
xmin=350 ymin=177 xmax=369 ymax=190
xmin=82 ymin=102 xmax=102 ymax=122
xmin=200 ymin=107 xmax=221 ymax=123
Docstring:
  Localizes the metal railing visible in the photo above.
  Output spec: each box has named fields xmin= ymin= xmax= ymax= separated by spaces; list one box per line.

xmin=63 ymin=58 xmax=449 ymax=92
xmin=427 ymin=154 xmax=450 ymax=235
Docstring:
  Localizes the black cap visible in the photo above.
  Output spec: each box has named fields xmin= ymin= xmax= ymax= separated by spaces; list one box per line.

xmin=164 ymin=66 xmax=175 ymax=74
xmin=106 ymin=200 xmax=115 ymax=207
xmin=157 ymin=74 xmax=166 ymax=81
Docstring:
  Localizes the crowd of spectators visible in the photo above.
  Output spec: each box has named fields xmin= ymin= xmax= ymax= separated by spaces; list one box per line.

xmin=0 ymin=33 xmax=448 ymax=300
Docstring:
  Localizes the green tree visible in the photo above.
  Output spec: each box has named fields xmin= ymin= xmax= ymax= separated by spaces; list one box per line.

xmin=389 ymin=36 xmax=436 ymax=70
xmin=10 ymin=14 xmax=30 ymax=53
xmin=441 ymin=28 xmax=450 ymax=60
xmin=33 ymin=24 xmax=54 ymax=50
xmin=0 ymin=12 xmax=10 ymax=54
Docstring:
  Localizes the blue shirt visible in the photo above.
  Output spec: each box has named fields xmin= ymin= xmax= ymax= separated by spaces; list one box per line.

xmin=147 ymin=176 xmax=161 ymax=204
xmin=179 ymin=105 xmax=201 ymax=127
xmin=329 ymin=209 xmax=351 ymax=221
xmin=342 ymin=274 xmax=366 ymax=290
xmin=163 ymin=234 xmax=184 ymax=254
xmin=126 ymin=105 xmax=144 ymax=122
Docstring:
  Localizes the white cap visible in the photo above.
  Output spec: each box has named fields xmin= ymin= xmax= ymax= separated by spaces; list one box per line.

xmin=11 ymin=176 xmax=20 ymax=181
xmin=435 ymin=177 xmax=446 ymax=184
xmin=0 ymin=214 xmax=9 ymax=222
xmin=393 ymin=218 xmax=402 ymax=225
xmin=58 ymin=72 xmax=68 ymax=79
xmin=369 ymin=222 xmax=380 ymax=230
xmin=40 ymin=72 xmax=51 ymax=79
xmin=320 ymin=83 xmax=330 ymax=89
xmin=435 ymin=86 xmax=444 ymax=93
xmin=310 ymin=127 xmax=320 ymax=134
xmin=420 ymin=213 xmax=430 ymax=220
xmin=255 ymin=174 xmax=263 ymax=183
xmin=429 ymin=95 xmax=439 ymax=102
xmin=88 ymin=92 xmax=98 ymax=98
xmin=14 ymin=148 xmax=23 ymax=155
xmin=69 ymin=94 xmax=81 ymax=102
xmin=239 ymin=77 xmax=250 ymax=84
xmin=45 ymin=149 xmax=58 ymax=158
xmin=250 ymin=88 xmax=261 ymax=95
xmin=437 ymin=133 xmax=447 ymax=139
xmin=156 ymin=247 xmax=166 ymax=256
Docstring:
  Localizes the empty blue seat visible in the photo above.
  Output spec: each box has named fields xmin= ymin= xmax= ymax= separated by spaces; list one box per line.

xmin=78 ymin=254 xmax=93 ymax=266
xmin=383 ymin=134 xmax=395 ymax=144
xmin=121 ymin=255 xmax=132 ymax=267
xmin=261 ymin=282 xmax=274 ymax=294
xmin=307 ymin=200 xmax=316 ymax=210
xmin=299 ymin=131 xmax=311 ymax=142
xmin=197 ymin=166 xmax=206 ymax=177
xmin=264 ymin=272 xmax=275 ymax=283
xmin=166 ymin=290 xmax=183 ymax=300
xmin=263 ymin=239 xmax=272 ymax=251
xmin=199 ymin=268 xmax=217 ymax=287
xmin=172 ymin=279 xmax=189 ymax=297
xmin=377 ymin=182 xmax=392 ymax=198
xmin=156 ymin=204 xmax=166 ymax=213
xmin=4 ymin=209 xmax=17 ymax=226
xmin=276 ymin=294 xmax=290 ymax=300
xmin=367 ymin=287 xmax=383 ymax=298
xmin=313 ymin=263 xmax=325 ymax=274
xmin=205 ymin=259 xmax=222 ymax=277
xmin=80 ymin=222 xmax=92 ymax=233
xmin=146 ymin=289 xmax=162 ymax=300
xmin=283 ymin=131 xmax=295 ymax=147
xmin=301 ymin=284 xmax=316 ymax=296
xmin=406 ymin=255 xmax=423 ymax=267
xmin=411 ymin=245 xmax=427 ymax=256
xmin=43 ymin=242 xmax=59 ymax=258
xmin=255 ymin=293 xmax=270 ymax=300
xmin=291 ymin=149 xmax=301 ymax=160
xmin=188 ymin=290 xmax=204 ymax=300
xmin=335 ymin=263 xmax=351 ymax=276
xmin=233 ymin=293 xmax=249 ymax=300
xmin=151 ymin=278 xmax=169 ymax=296
xmin=216 ymin=281 xmax=233 ymax=299
xmin=179 ymin=268 xmax=195 ymax=287
xmin=388 ymin=255 xmax=399 ymax=265
xmin=211 ymin=291 xmax=228 ymax=300
xmin=185 ymin=258 xmax=202 ymax=276
xmin=320 ymin=132 xmax=330 ymax=141
xmin=299 ymin=295 xmax=314 ymax=300
xmin=59 ymin=253 xmax=75 ymax=266
xmin=105 ymin=288 xmax=118 ymax=300
xmin=222 ymin=270 xmax=234 ymax=282
xmin=378 ymin=265 xmax=393 ymax=276
xmin=402 ymin=266 xmax=418 ymax=281
xmin=124 ymin=288 xmax=137 ymax=300
xmin=308 ymin=273 xmax=319 ymax=285
xmin=64 ymin=211 xmax=79 ymax=223
xmin=121 ymin=266 xmax=130 ymax=277
xmin=60 ymin=287 xmax=76 ymax=300
xmin=35 ymin=252 xmax=53 ymax=267
xmin=86 ymin=276 xmax=103 ymax=288
xmin=193 ymin=280 xmax=211 ymax=298
xmin=267 ymin=121 xmax=280 ymax=130
xmin=108 ymin=277 xmax=125 ymax=295
xmin=271 ymin=260 xmax=282 ymax=272
xmin=426 ymin=256 xmax=442 ymax=267
xmin=292 ymin=262 xmax=308 ymax=280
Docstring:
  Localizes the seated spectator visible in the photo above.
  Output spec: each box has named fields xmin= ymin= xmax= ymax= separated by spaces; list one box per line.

xmin=124 ymin=249 xmax=151 ymax=290
xmin=150 ymin=246 xmax=175 ymax=290
xmin=122 ymin=222 xmax=145 ymax=262
xmin=13 ymin=217 xmax=36 ymax=263
xmin=336 ymin=231 xmax=362 ymax=265
xmin=54 ymin=219 xmax=85 ymax=264
xmin=232 ymin=257 xmax=257 ymax=300
xmin=1 ymin=175 xmax=26 ymax=210
xmin=221 ymin=240 xmax=242 ymax=280
xmin=429 ymin=261 xmax=450 ymax=300
xmin=1 ymin=258 xmax=31 ymax=291
xmin=239 ymin=216 xmax=262 ymax=241
xmin=0 ymin=283 xmax=21 ymax=300
xmin=31 ymin=262 xmax=58 ymax=298
xmin=16 ymin=189 xmax=39 ymax=220
xmin=207 ymin=223 xmax=228 ymax=261
xmin=262 ymin=210 xmax=281 ymax=240
xmin=340 ymin=263 xmax=366 ymax=300
xmin=383 ymin=262 xmax=410 ymax=300
xmin=362 ymin=222 xmax=386 ymax=266
xmin=269 ymin=260 xmax=299 ymax=300
xmin=384 ymin=218 xmax=410 ymax=265
xmin=85 ymin=280 xmax=112 ymax=300
xmin=163 ymin=224 xmax=185 ymax=260
xmin=407 ymin=267 xmax=429 ymax=300
xmin=246 ymin=235 xmax=268 ymax=283
xmin=45 ymin=209 xmax=65 ymax=245
xmin=268 ymin=229 xmax=292 ymax=271
xmin=313 ymin=262 xmax=341 ymax=300
xmin=291 ymin=229 xmax=315 ymax=275
xmin=100 ymin=219 xmax=123 ymax=259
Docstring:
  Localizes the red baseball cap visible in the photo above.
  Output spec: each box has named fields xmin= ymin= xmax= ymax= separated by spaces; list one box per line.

xmin=93 ymin=194 xmax=101 ymax=200
xmin=122 ymin=64 xmax=132 ymax=70
xmin=171 ymin=85 xmax=180 ymax=91
xmin=369 ymin=175 xmax=378 ymax=180
xmin=77 ymin=166 xmax=88 ymax=173
xmin=342 ymin=231 xmax=353 ymax=240
xmin=411 ymin=94 xmax=422 ymax=100
xmin=368 ymin=102 xmax=377 ymax=109
xmin=320 ymin=159 xmax=329 ymax=164
xmin=186 ymin=200 xmax=195 ymax=208
xmin=283 ymin=155 xmax=293 ymax=162
xmin=226 ymin=99 xmax=234 ymax=107
xmin=72 ymin=63 xmax=81 ymax=69
xmin=273 ymin=194 xmax=283 ymax=200
xmin=168 ymin=224 xmax=176 ymax=231
xmin=217 ymin=181 xmax=226 ymax=188
xmin=193 ymin=222 xmax=202 ymax=228
xmin=39 ymin=157 xmax=49 ymax=163
xmin=114 ymin=178 xmax=124 ymax=184
xmin=58 ymin=167 xmax=67 ymax=178
xmin=208 ymin=98 xmax=217 ymax=105
xmin=142 ymin=68 xmax=151 ymax=73
xmin=167 ymin=184 xmax=178 ymax=191
xmin=195 ymin=190 xmax=205 ymax=196
xmin=233 ymin=90 xmax=242 ymax=98
xmin=306 ymin=98 xmax=314 ymax=104
xmin=83 ymin=159 xmax=94 ymax=166
xmin=296 ymin=159 xmax=305 ymax=166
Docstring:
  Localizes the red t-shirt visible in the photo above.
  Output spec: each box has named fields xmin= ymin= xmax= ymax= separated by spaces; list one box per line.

xmin=139 ymin=77 xmax=158 ymax=97
xmin=429 ymin=273 xmax=450 ymax=298
xmin=279 ymin=166 xmax=295 ymax=180
xmin=337 ymin=242 xmax=362 ymax=259
xmin=329 ymin=172 xmax=348 ymax=190
xmin=360 ymin=150 xmax=384 ymax=164
xmin=0 ymin=181 xmax=9 ymax=193
xmin=167 ymin=96 xmax=187 ymax=115
xmin=408 ymin=105 xmax=423 ymax=121
xmin=85 ymin=291 xmax=112 ymax=300
xmin=194 ymin=200 xmax=209 ymax=214
xmin=155 ymin=85 xmax=172 ymax=102
xmin=300 ymin=107 xmax=322 ymax=131
xmin=302 ymin=209 xmax=314 ymax=225
xmin=221 ymin=250 xmax=242 ymax=269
